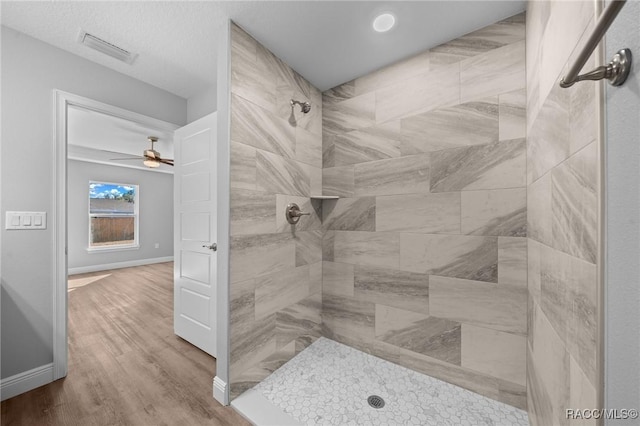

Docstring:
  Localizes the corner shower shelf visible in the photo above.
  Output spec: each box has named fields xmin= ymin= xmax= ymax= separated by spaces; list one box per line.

xmin=310 ymin=195 xmax=339 ymax=200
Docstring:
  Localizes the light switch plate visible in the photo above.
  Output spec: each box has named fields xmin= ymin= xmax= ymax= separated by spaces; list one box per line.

xmin=5 ymin=211 xmax=47 ymax=230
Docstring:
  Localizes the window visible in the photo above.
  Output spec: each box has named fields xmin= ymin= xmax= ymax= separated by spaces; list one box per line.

xmin=88 ymin=182 xmax=139 ymax=250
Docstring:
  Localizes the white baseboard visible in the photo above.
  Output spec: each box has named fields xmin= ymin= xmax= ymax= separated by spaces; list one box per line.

xmin=1 ymin=363 xmax=54 ymax=401
xmin=68 ymin=256 xmax=173 ymax=275
xmin=213 ymin=376 xmax=228 ymax=405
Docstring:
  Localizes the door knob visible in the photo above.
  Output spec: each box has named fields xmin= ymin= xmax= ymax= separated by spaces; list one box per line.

xmin=202 ymin=243 xmax=217 ymax=251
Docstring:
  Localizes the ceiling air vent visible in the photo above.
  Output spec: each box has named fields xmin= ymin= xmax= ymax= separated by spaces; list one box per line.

xmin=77 ymin=29 xmax=138 ymax=65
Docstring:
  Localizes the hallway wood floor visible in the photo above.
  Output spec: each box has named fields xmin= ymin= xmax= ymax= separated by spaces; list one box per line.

xmin=1 ymin=262 xmax=249 ymax=426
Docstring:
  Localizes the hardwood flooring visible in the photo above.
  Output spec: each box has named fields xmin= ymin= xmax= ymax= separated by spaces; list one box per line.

xmin=1 ymin=263 xmax=249 ymax=426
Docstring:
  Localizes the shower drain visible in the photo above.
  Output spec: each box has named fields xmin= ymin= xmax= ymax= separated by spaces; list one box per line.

xmin=367 ymin=395 xmax=385 ymax=409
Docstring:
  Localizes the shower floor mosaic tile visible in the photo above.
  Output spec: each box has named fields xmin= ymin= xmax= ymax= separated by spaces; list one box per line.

xmin=253 ymin=338 xmax=529 ymax=426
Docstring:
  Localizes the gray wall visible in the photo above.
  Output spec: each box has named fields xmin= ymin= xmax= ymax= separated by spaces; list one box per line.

xmin=1 ymin=26 xmax=186 ymax=379
xmin=187 ymin=84 xmax=217 ymax=123
xmin=67 ymin=160 xmax=173 ymax=270
xmin=605 ymin=0 xmax=640 ymax=422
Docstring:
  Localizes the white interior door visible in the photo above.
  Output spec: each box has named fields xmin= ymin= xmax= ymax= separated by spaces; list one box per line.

xmin=173 ymin=113 xmax=217 ymax=357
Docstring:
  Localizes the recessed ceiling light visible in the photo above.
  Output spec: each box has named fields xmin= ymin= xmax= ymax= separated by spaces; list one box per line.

xmin=373 ymin=13 xmax=396 ymax=33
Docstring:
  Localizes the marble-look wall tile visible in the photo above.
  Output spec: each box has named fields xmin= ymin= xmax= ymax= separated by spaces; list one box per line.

xmin=323 ymin=166 xmax=354 ymax=197
xmin=230 ymin=141 xmax=256 ymax=190
xmin=230 ymin=233 xmax=295 ymax=283
xmin=322 ymin=197 xmax=375 ymax=232
xmin=231 ymin=94 xmax=295 ymax=159
xmin=527 ymin=238 xmax=542 ymax=304
xmin=294 ymin=231 xmax=322 ymax=267
xmin=231 ymin=42 xmax=276 ymax=114
xmin=569 ymin=355 xmax=598 ymax=426
xmin=333 ymin=231 xmax=400 ymax=269
xmin=322 ymin=294 xmax=375 ymax=347
xmin=354 ymin=154 xmax=430 ymax=196
xmin=461 ymin=324 xmax=526 ymax=386
xmin=354 ymin=265 xmax=429 ymax=315
xmin=375 ymin=305 xmax=461 ymax=365
xmin=276 ymin=292 xmax=322 ymax=349
xmin=527 ymin=171 xmax=553 ymax=246
xmin=551 ymin=142 xmax=597 ymax=264
xmin=400 ymin=234 xmax=498 ymax=283
xmin=323 ymin=261 xmax=354 ymax=297
xmin=322 ymin=230 xmax=335 ymax=262
xmin=527 ymin=83 xmax=570 ymax=184
xmin=323 ymin=80 xmax=356 ymax=106
xmin=569 ymin=69 xmax=597 ymax=155
xmin=295 ymin=126 xmax=322 ymax=168
xmin=431 ymin=139 xmax=526 ymax=192
xmin=376 ymin=192 xmax=461 ymax=234
xmin=498 ymin=237 xmax=527 ymax=287
xmin=461 ymin=188 xmax=527 ymax=237
xmin=460 ymin=40 xmax=526 ymax=103
xmin=499 ymin=89 xmax=527 ymax=141
xmin=323 ymin=92 xmax=376 ymax=137
xmin=334 ymin=122 xmax=402 ymax=166
xmin=375 ymin=63 xmax=460 ymax=123
xmin=255 ymin=265 xmax=311 ymax=320
xmin=429 ymin=276 xmax=527 ymax=335
xmin=430 ymin=13 xmax=526 ymax=66
xmin=400 ymin=98 xmax=498 ymax=154
xmin=230 ymin=189 xmax=276 ymax=236
xmin=256 ymin=150 xmax=310 ymax=197
xmin=529 ymin=301 xmax=570 ymax=426
xmin=275 ymin=195 xmax=322 ymax=233
xmin=354 ymin=51 xmax=431 ymax=95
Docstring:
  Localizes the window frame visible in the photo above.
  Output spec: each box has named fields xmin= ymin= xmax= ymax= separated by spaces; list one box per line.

xmin=87 ymin=180 xmax=140 ymax=252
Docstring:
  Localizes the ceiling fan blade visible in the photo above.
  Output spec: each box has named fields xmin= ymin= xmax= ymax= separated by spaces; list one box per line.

xmin=110 ymin=157 xmax=144 ymax=161
xmin=158 ymin=158 xmax=174 ymax=166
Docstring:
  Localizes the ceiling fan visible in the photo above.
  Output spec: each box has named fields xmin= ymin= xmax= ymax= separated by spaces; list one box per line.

xmin=111 ymin=136 xmax=174 ymax=168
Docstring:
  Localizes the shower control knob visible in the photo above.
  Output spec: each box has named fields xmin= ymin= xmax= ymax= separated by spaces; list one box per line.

xmin=285 ymin=203 xmax=310 ymax=225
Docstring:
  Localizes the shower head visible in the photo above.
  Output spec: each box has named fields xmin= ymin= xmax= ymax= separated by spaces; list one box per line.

xmin=291 ymin=99 xmax=311 ymax=114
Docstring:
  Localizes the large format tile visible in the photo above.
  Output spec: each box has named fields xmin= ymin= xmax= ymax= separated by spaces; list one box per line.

xmin=527 ymin=83 xmax=570 ymax=184
xmin=376 ymin=192 xmax=461 ymax=234
xmin=375 ymin=304 xmax=461 ymax=365
xmin=498 ymin=237 xmax=527 ymax=287
xmin=499 ymin=89 xmax=527 ymax=141
xmin=230 ymin=141 xmax=257 ymax=190
xmin=429 ymin=276 xmax=527 ymax=334
xmin=460 ymin=40 xmax=526 ymax=102
xmin=276 ymin=292 xmax=322 ymax=349
xmin=295 ymin=126 xmax=322 ymax=168
xmin=255 ymin=265 xmax=311 ymax=320
xmin=333 ymin=231 xmax=400 ymax=269
xmin=430 ymin=139 xmax=526 ymax=192
xmin=230 ymin=189 xmax=276 ymax=236
xmin=400 ymin=98 xmax=499 ymax=154
xmin=231 ymin=41 xmax=276 ymax=114
xmin=322 ymin=294 xmax=376 ymax=347
xmin=231 ymin=94 xmax=296 ymax=159
xmin=430 ymin=13 xmax=525 ymax=66
xmin=323 ymin=92 xmax=376 ymax=137
xmin=333 ymin=122 xmax=402 ymax=166
xmin=400 ymin=234 xmax=498 ymax=283
xmin=354 ymin=265 xmax=429 ymax=314
xmin=323 ymin=166 xmax=354 ymax=197
xmin=293 ymin=231 xmax=322 ymax=267
xmin=323 ymin=80 xmax=356 ymax=106
xmin=375 ymin=63 xmax=461 ymax=123
xmin=256 ymin=150 xmax=310 ymax=197
xmin=322 ymin=261 xmax=354 ymax=297
xmin=461 ymin=324 xmax=526 ymax=386
xmin=461 ymin=188 xmax=527 ymax=237
xmin=230 ymin=233 xmax=295 ymax=283
xmin=322 ymin=197 xmax=376 ymax=232
xmin=527 ymin=171 xmax=553 ymax=246
xmin=354 ymin=154 xmax=430 ymax=196
xmin=551 ymin=142 xmax=598 ymax=264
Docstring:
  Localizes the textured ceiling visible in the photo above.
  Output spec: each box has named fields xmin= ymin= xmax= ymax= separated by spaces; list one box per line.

xmin=1 ymin=1 xmax=526 ymax=97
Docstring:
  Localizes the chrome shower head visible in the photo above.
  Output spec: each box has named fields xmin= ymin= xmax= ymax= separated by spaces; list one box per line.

xmin=291 ymin=99 xmax=311 ymax=114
